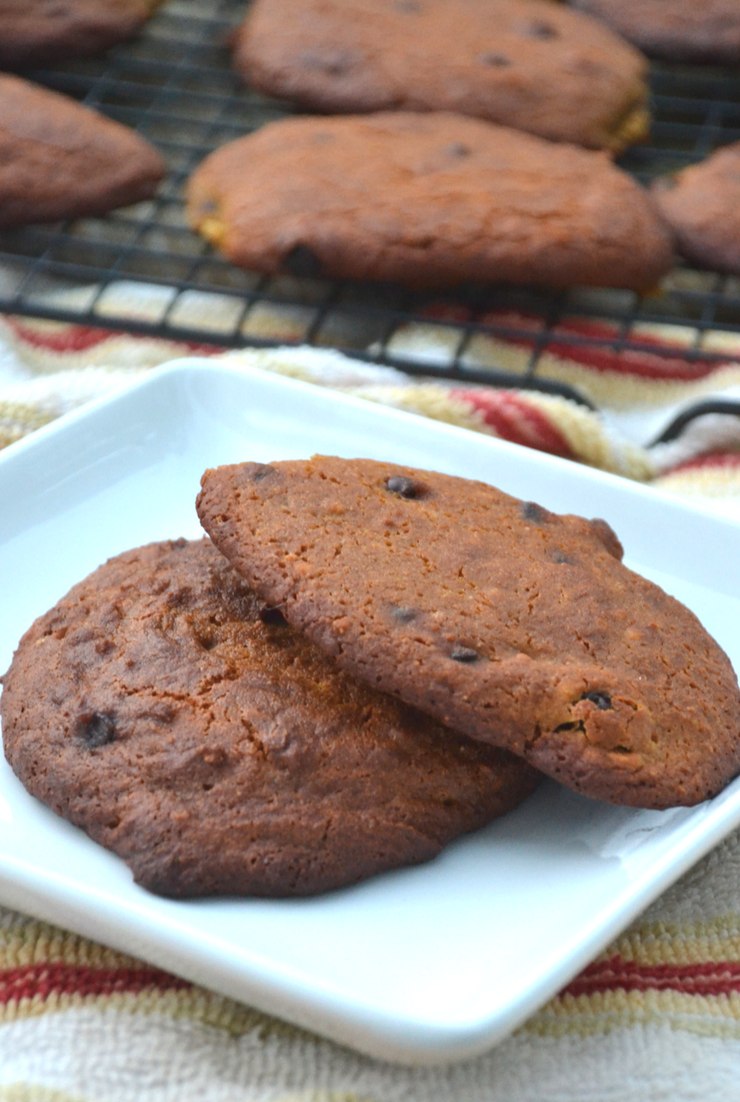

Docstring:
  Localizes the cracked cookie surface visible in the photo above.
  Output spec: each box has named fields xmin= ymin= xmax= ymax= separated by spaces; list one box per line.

xmin=0 ymin=538 xmax=538 ymax=897
xmin=197 ymin=456 xmax=740 ymax=809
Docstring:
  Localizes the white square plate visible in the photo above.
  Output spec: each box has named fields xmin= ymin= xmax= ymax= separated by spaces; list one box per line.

xmin=0 ymin=360 xmax=738 ymax=1066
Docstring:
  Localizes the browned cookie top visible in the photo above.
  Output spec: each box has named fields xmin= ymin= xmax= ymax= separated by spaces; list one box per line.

xmin=0 ymin=75 xmax=165 ymax=228
xmin=0 ymin=539 xmax=538 ymax=898
xmin=187 ymin=112 xmax=673 ymax=292
xmin=234 ymin=0 xmax=649 ymax=152
xmin=652 ymin=144 xmax=740 ymax=275
xmin=0 ymin=0 xmax=161 ymax=68
xmin=571 ymin=0 xmax=740 ymax=64
xmin=197 ymin=456 xmax=740 ymax=810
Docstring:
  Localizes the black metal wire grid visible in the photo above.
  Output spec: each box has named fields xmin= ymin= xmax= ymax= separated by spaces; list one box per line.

xmin=2 ymin=0 xmax=740 ymax=407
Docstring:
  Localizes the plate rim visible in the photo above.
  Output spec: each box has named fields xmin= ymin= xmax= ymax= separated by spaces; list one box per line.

xmin=0 ymin=355 xmax=738 ymax=1066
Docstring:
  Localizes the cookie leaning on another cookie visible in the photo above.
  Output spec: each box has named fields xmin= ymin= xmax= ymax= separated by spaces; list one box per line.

xmin=652 ymin=143 xmax=740 ymax=275
xmin=0 ymin=75 xmax=165 ymax=228
xmin=234 ymin=0 xmax=650 ymax=153
xmin=197 ymin=456 xmax=740 ymax=810
xmin=0 ymin=539 xmax=538 ymax=898
xmin=187 ymin=112 xmax=674 ymax=293
xmin=0 ymin=0 xmax=162 ymax=69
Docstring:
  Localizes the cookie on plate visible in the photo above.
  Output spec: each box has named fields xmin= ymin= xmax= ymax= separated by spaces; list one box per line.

xmin=570 ymin=0 xmax=740 ymax=65
xmin=187 ymin=111 xmax=673 ymax=292
xmin=652 ymin=144 xmax=740 ymax=274
xmin=197 ymin=456 xmax=740 ymax=810
xmin=0 ymin=539 xmax=538 ymax=898
xmin=0 ymin=0 xmax=162 ymax=68
xmin=0 ymin=74 xmax=165 ymax=227
xmin=233 ymin=0 xmax=650 ymax=152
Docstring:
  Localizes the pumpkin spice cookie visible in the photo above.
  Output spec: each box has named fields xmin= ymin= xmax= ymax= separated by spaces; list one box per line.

xmin=0 ymin=539 xmax=538 ymax=898
xmin=0 ymin=0 xmax=162 ymax=68
xmin=233 ymin=0 xmax=650 ymax=152
xmin=197 ymin=456 xmax=740 ymax=810
xmin=570 ymin=0 xmax=740 ymax=65
xmin=187 ymin=111 xmax=673 ymax=292
xmin=652 ymin=144 xmax=740 ymax=274
xmin=0 ymin=74 xmax=165 ymax=227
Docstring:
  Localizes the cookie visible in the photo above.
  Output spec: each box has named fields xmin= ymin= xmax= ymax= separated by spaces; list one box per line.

xmin=0 ymin=75 xmax=165 ymax=228
xmin=187 ymin=112 xmax=673 ymax=293
xmin=652 ymin=144 xmax=740 ymax=274
xmin=0 ymin=539 xmax=538 ymax=898
xmin=197 ymin=456 xmax=740 ymax=810
xmin=0 ymin=0 xmax=161 ymax=68
xmin=570 ymin=1 xmax=740 ymax=64
xmin=233 ymin=0 xmax=649 ymax=153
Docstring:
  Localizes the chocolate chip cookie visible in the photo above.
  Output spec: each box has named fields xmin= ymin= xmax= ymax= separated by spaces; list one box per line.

xmin=0 ymin=74 xmax=165 ymax=227
xmin=0 ymin=0 xmax=162 ymax=68
xmin=187 ymin=111 xmax=673 ymax=292
xmin=1 ymin=539 xmax=538 ymax=897
xmin=197 ymin=456 xmax=740 ymax=810
xmin=652 ymin=144 xmax=740 ymax=274
xmin=571 ymin=0 xmax=740 ymax=64
xmin=234 ymin=0 xmax=650 ymax=152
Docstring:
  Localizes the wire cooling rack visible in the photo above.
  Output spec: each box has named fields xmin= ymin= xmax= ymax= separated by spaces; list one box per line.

xmin=2 ymin=0 xmax=740 ymax=405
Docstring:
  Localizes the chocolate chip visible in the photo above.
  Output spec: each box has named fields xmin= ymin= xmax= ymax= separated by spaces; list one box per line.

xmin=445 ymin=142 xmax=472 ymax=158
xmin=450 ymin=645 xmax=480 ymax=663
xmin=581 ymin=691 xmax=613 ymax=711
xmin=521 ymin=501 xmax=548 ymax=524
xmin=390 ymin=605 xmax=417 ymax=623
xmin=77 ymin=711 xmax=116 ymax=749
xmin=480 ymin=52 xmax=510 ymax=67
xmin=299 ymin=48 xmax=357 ymax=75
xmin=259 ymin=606 xmax=287 ymax=626
xmin=385 ymin=475 xmax=427 ymax=499
xmin=251 ymin=464 xmax=275 ymax=481
xmin=574 ymin=57 xmax=605 ymax=78
xmin=550 ymin=549 xmax=574 ymax=565
xmin=395 ymin=0 xmax=422 ymax=10
xmin=521 ymin=20 xmax=558 ymax=38
xmin=283 ymin=244 xmax=322 ymax=278
xmin=590 ymin=518 xmax=623 ymax=561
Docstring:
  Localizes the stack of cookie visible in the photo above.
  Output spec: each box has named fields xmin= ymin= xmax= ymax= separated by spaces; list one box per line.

xmin=3 ymin=456 xmax=739 ymax=898
xmin=0 ymin=1 xmax=165 ymax=227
